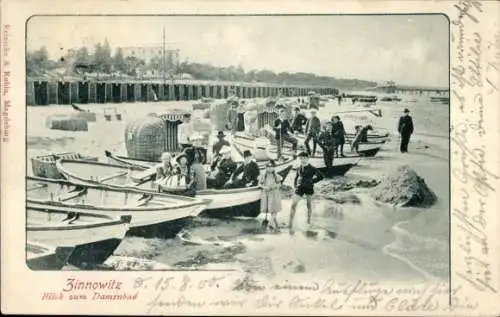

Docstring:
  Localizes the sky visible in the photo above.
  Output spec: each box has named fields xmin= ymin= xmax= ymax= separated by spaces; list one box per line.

xmin=27 ymin=15 xmax=449 ymax=87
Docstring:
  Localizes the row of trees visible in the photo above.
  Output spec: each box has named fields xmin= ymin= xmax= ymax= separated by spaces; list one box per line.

xmin=176 ymin=62 xmax=376 ymax=89
xmin=27 ymin=40 xmax=377 ymax=89
xmin=26 ymin=41 xmax=152 ymax=77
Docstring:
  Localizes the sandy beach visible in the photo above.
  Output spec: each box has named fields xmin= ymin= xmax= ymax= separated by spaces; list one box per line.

xmin=27 ymin=93 xmax=450 ymax=285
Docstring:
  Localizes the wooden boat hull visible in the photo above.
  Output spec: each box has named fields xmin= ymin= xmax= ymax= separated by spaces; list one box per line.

xmin=27 ymin=176 xmax=209 ymax=239
xmin=27 ymin=206 xmax=130 ymax=268
xmin=56 ymin=160 xmax=267 ymax=218
xmin=26 ymin=242 xmax=74 ymax=270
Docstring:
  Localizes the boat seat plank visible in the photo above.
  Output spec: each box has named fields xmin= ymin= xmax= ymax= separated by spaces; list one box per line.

xmin=100 ymin=171 xmax=128 ymax=182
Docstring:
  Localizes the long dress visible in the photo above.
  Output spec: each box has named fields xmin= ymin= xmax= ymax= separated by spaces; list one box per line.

xmin=244 ymin=110 xmax=259 ymax=136
xmin=260 ymin=173 xmax=282 ymax=214
xmin=237 ymin=111 xmax=245 ymax=132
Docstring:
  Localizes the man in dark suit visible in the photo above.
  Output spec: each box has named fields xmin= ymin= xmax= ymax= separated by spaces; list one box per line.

xmin=290 ymin=107 xmax=307 ymax=133
xmin=304 ymin=109 xmax=321 ymax=156
xmin=398 ymin=108 xmax=414 ymax=153
xmin=224 ymin=150 xmax=260 ymax=189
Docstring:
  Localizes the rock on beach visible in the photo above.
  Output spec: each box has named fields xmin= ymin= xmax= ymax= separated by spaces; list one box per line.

xmin=370 ymin=165 xmax=437 ymax=207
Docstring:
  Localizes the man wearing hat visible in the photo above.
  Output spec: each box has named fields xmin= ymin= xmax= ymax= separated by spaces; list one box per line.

xmin=317 ymin=121 xmax=336 ymax=168
xmin=190 ymin=133 xmax=208 ymax=165
xmin=207 ymin=145 xmax=237 ymax=189
xmin=212 ymin=131 xmax=231 ymax=156
xmin=304 ymin=108 xmax=321 ymax=157
xmin=331 ymin=115 xmax=346 ymax=158
xmin=398 ymin=108 xmax=414 ymax=153
xmin=291 ymin=107 xmax=307 ymax=134
xmin=273 ymin=109 xmax=298 ymax=160
xmin=224 ymin=150 xmax=260 ymax=189
xmin=178 ymin=113 xmax=194 ymax=151
xmin=289 ymin=152 xmax=324 ymax=234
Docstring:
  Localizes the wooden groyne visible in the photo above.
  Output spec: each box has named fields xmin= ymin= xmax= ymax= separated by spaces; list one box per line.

xmin=26 ymin=78 xmax=338 ymax=106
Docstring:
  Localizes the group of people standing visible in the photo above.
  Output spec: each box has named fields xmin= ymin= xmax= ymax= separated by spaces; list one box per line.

xmin=273 ymin=107 xmax=348 ymax=168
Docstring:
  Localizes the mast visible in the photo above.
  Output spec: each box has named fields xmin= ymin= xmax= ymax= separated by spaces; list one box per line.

xmin=162 ymin=27 xmax=166 ymax=84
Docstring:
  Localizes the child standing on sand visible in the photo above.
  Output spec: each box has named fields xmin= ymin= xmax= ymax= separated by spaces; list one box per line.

xmin=259 ymin=160 xmax=282 ymax=232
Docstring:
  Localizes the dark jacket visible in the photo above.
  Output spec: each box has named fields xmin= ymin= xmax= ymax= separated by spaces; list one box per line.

xmin=210 ymin=157 xmax=237 ymax=176
xmin=317 ymin=130 xmax=336 ymax=149
xmin=398 ymin=115 xmax=414 ymax=135
xmin=305 ymin=117 xmax=321 ymax=135
xmin=294 ymin=164 xmax=324 ymax=188
xmin=232 ymin=161 xmax=260 ymax=186
xmin=212 ymin=139 xmax=230 ymax=155
xmin=274 ymin=118 xmax=293 ymax=138
xmin=331 ymin=121 xmax=346 ymax=144
xmin=291 ymin=113 xmax=307 ymax=132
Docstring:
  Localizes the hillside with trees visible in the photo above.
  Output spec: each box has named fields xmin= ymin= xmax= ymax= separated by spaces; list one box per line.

xmin=27 ymin=40 xmax=377 ymax=90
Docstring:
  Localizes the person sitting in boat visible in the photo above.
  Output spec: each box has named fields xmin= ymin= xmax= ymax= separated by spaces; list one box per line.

xmin=207 ymin=146 xmax=237 ymax=189
xmin=273 ymin=109 xmax=298 ymax=161
xmin=191 ymin=148 xmax=207 ymax=191
xmin=331 ymin=115 xmax=346 ymax=158
xmin=190 ymin=133 xmax=208 ymax=165
xmin=171 ymin=151 xmax=197 ymax=197
xmin=317 ymin=122 xmax=336 ymax=169
xmin=351 ymin=124 xmax=373 ymax=153
xmin=212 ymin=131 xmax=231 ymax=156
xmin=291 ymin=107 xmax=307 ymax=134
xmin=155 ymin=152 xmax=175 ymax=183
xmin=178 ymin=113 xmax=194 ymax=151
xmin=224 ymin=150 xmax=260 ymax=189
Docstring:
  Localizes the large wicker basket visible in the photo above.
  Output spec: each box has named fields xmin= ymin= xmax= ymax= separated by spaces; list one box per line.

xmin=125 ymin=116 xmax=169 ymax=161
xmin=31 ymin=152 xmax=98 ymax=179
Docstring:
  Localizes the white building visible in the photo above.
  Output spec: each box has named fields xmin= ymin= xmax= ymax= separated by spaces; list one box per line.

xmin=120 ymin=46 xmax=180 ymax=66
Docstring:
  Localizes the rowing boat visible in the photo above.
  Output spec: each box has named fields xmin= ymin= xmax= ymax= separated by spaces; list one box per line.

xmin=26 ymin=197 xmax=131 ymax=268
xmin=26 ymin=242 xmax=75 ymax=270
xmin=56 ymin=160 xmax=292 ymax=218
xmin=104 ymin=149 xmax=295 ymax=182
xmin=27 ymin=176 xmax=209 ymax=239
xmin=31 ymin=152 xmax=98 ymax=179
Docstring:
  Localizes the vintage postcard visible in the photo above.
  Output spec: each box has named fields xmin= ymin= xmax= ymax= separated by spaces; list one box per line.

xmin=1 ymin=0 xmax=499 ymax=315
